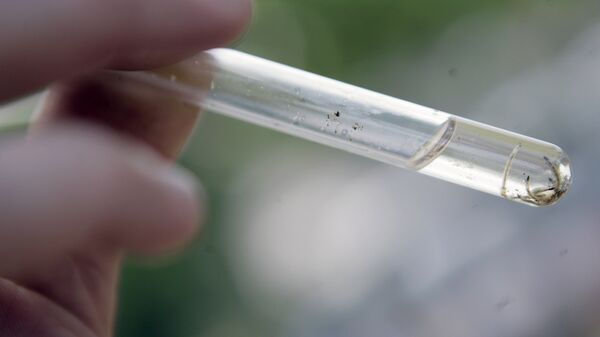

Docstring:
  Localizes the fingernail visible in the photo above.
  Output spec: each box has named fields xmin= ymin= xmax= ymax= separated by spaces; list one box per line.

xmin=159 ymin=165 xmax=206 ymax=228
xmin=162 ymin=165 xmax=199 ymax=199
xmin=166 ymin=165 xmax=208 ymax=215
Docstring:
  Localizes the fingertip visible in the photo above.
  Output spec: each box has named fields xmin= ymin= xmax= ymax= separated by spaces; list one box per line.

xmin=208 ymin=0 xmax=254 ymax=46
xmin=99 ymin=142 xmax=206 ymax=254
xmin=142 ymin=166 xmax=205 ymax=254
xmin=108 ymin=0 xmax=253 ymax=69
xmin=32 ymin=123 xmax=205 ymax=255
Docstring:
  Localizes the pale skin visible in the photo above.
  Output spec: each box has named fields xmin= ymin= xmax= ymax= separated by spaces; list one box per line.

xmin=0 ymin=0 xmax=252 ymax=336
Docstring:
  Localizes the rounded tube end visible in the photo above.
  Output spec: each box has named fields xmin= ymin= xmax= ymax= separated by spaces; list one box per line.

xmin=530 ymin=148 xmax=572 ymax=207
xmin=507 ymin=145 xmax=573 ymax=207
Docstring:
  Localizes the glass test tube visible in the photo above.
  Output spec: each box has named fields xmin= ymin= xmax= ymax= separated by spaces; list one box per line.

xmin=121 ymin=48 xmax=572 ymax=207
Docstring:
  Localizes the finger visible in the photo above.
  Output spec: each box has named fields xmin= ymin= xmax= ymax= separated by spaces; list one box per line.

xmin=35 ymin=69 xmax=205 ymax=160
xmin=0 ymin=0 xmax=252 ymax=102
xmin=0 ymin=123 xmax=202 ymax=280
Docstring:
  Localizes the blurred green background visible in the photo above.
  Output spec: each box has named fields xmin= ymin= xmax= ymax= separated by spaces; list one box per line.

xmin=115 ymin=1 xmax=599 ymax=337
xmin=3 ymin=1 xmax=600 ymax=336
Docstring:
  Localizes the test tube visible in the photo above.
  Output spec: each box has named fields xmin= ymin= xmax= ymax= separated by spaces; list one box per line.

xmin=119 ymin=48 xmax=572 ymax=206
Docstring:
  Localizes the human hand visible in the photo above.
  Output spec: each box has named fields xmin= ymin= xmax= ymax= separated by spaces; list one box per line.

xmin=0 ymin=0 xmax=251 ymax=336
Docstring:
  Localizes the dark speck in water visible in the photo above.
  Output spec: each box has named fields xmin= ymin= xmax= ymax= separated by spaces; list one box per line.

xmin=496 ymin=296 xmax=511 ymax=311
xmin=334 ymin=111 xmax=341 ymax=117
xmin=448 ymin=68 xmax=458 ymax=78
